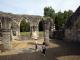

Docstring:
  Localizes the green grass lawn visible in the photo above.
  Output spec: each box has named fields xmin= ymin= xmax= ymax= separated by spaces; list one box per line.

xmin=20 ymin=31 xmax=44 ymax=37
xmin=20 ymin=32 xmax=30 ymax=36
xmin=39 ymin=31 xmax=44 ymax=37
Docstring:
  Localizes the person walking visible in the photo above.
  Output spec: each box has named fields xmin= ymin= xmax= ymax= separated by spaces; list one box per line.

xmin=42 ymin=42 xmax=46 ymax=56
xmin=35 ymin=40 xmax=38 ymax=51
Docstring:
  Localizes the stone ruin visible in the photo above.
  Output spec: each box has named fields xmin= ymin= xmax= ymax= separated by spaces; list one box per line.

xmin=64 ymin=6 xmax=80 ymax=42
xmin=1 ymin=6 xmax=80 ymax=51
xmin=53 ymin=6 xmax=80 ymax=42
xmin=0 ymin=12 xmax=54 ymax=51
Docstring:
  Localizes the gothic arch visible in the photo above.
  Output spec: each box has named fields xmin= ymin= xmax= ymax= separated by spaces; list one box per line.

xmin=19 ymin=17 xmax=30 ymax=27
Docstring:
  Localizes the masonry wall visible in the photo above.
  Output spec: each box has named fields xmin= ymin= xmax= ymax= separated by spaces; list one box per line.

xmin=64 ymin=18 xmax=80 ymax=42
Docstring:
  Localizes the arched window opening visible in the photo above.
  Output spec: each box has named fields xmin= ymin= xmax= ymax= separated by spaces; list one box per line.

xmin=20 ymin=19 xmax=30 ymax=40
xmin=38 ymin=20 xmax=44 ymax=38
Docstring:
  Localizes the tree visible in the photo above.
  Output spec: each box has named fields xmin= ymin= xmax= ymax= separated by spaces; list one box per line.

xmin=63 ymin=10 xmax=73 ymax=22
xmin=63 ymin=10 xmax=73 ymax=27
xmin=44 ymin=6 xmax=55 ymax=19
xmin=20 ymin=19 xmax=30 ymax=32
xmin=68 ymin=10 xmax=73 ymax=16
xmin=55 ymin=10 xmax=73 ymax=30
xmin=55 ymin=11 xmax=64 ymax=30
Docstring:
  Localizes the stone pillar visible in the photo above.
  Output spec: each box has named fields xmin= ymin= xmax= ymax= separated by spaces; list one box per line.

xmin=36 ymin=25 xmax=39 ymax=38
xmin=30 ymin=25 xmax=32 ymax=38
xmin=2 ymin=29 xmax=11 ymax=49
xmin=35 ymin=25 xmax=39 ymax=39
xmin=44 ymin=21 xmax=50 ymax=45
xmin=10 ymin=29 xmax=13 ymax=41
xmin=2 ymin=18 xmax=11 ymax=50
xmin=16 ymin=26 xmax=20 ymax=40
xmin=31 ymin=25 xmax=39 ymax=40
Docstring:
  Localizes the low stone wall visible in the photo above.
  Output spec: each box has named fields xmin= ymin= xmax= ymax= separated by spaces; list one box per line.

xmin=64 ymin=29 xmax=80 ymax=42
xmin=52 ymin=28 xmax=80 ymax=42
xmin=52 ymin=30 xmax=64 ymax=40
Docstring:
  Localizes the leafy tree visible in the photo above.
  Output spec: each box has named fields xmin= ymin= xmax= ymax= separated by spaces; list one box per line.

xmin=44 ymin=6 xmax=55 ymax=19
xmin=63 ymin=10 xmax=73 ymax=22
xmin=55 ymin=11 xmax=64 ymax=30
xmin=20 ymin=19 xmax=30 ymax=32
xmin=55 ymin=10 xmax=73 ymax=30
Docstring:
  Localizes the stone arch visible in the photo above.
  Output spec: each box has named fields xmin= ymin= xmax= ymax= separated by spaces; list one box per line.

xmin=38 ymin=20 xmax=44 ymax=39
xmin=10 ymin=17 xmax=31 ymax=40
xmin=20 ymin=18 xmax=30 ymax=32
xmin=19 ymin=17 xmax=30 ymax=27
xmin=28 ymin=18 xmax=42 ymax=39
xmin=19 ymin=17 xmax=31 ymax=40
xmin=0 ymin=13 xmax=43 ymax=50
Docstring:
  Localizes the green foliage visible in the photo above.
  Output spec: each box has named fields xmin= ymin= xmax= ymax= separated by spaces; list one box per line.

xmin=44 ymin=6 xmax=55 ymax=19
xmin=55 ymin=10 xmax=73 ymax=30
xmin=20 ymin=19 xmax=30 ymax=32
xmin=20 ymin=32 xmax=30 ymax=36
xmin=55 ymin=11 xmax=64 ymax=29
xmin=44 ymin=6 xmax=73 ymax=30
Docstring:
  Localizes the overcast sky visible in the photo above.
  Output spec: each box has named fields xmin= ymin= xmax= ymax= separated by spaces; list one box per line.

xmin=0 ymin=0 xmax=80 ymax=16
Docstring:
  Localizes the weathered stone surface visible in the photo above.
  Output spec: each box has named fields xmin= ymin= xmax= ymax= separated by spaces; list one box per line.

xmin=2 ymin=30 xmax=11 ymax=49
xmin=0 ymin=11 xmax=53 ymax=50
xmin=63 ymin=6 xmax=80 ymax=42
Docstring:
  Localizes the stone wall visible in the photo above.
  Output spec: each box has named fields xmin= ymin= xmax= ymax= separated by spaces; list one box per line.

xmin=0 ymin=12 xmax=53 ymax=50
xmin=64 ymin=16 xmax=80 ymax=42
xmin=61 ymin=6 xmax=80 ymax=42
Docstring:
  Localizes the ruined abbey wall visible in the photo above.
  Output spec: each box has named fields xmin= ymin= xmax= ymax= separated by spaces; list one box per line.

xmin=65 ymin=16 xmax=80 ymax=42
xmin=0 ymin=12 xmax=54 ymax=50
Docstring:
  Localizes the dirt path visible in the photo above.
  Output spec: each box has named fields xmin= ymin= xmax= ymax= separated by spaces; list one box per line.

xmin=0 ymin=39 xmax=80 ymax=60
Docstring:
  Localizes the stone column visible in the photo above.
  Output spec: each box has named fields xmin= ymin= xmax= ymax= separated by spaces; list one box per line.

xmin=10 ymin=29 xmax=13 ymax=41
xmin=2 ymin=18 xmax=11 ymax=50
xmin=44 ymin=21 xmax=50 ymax=45
xmin=16 ymin=26 xmax=20 ymax=40
xmin=30 ymin=25 xmax=33 ymax=38
xmin=35 ymin=25 xmax=39 ymax=39
xmin=2 ymin=29 xmax=11 ymax=49
xmin=31 ymin=25 xmax=39 ymax=40
xmin=36 ymin=25 xmax=39 ymax=38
